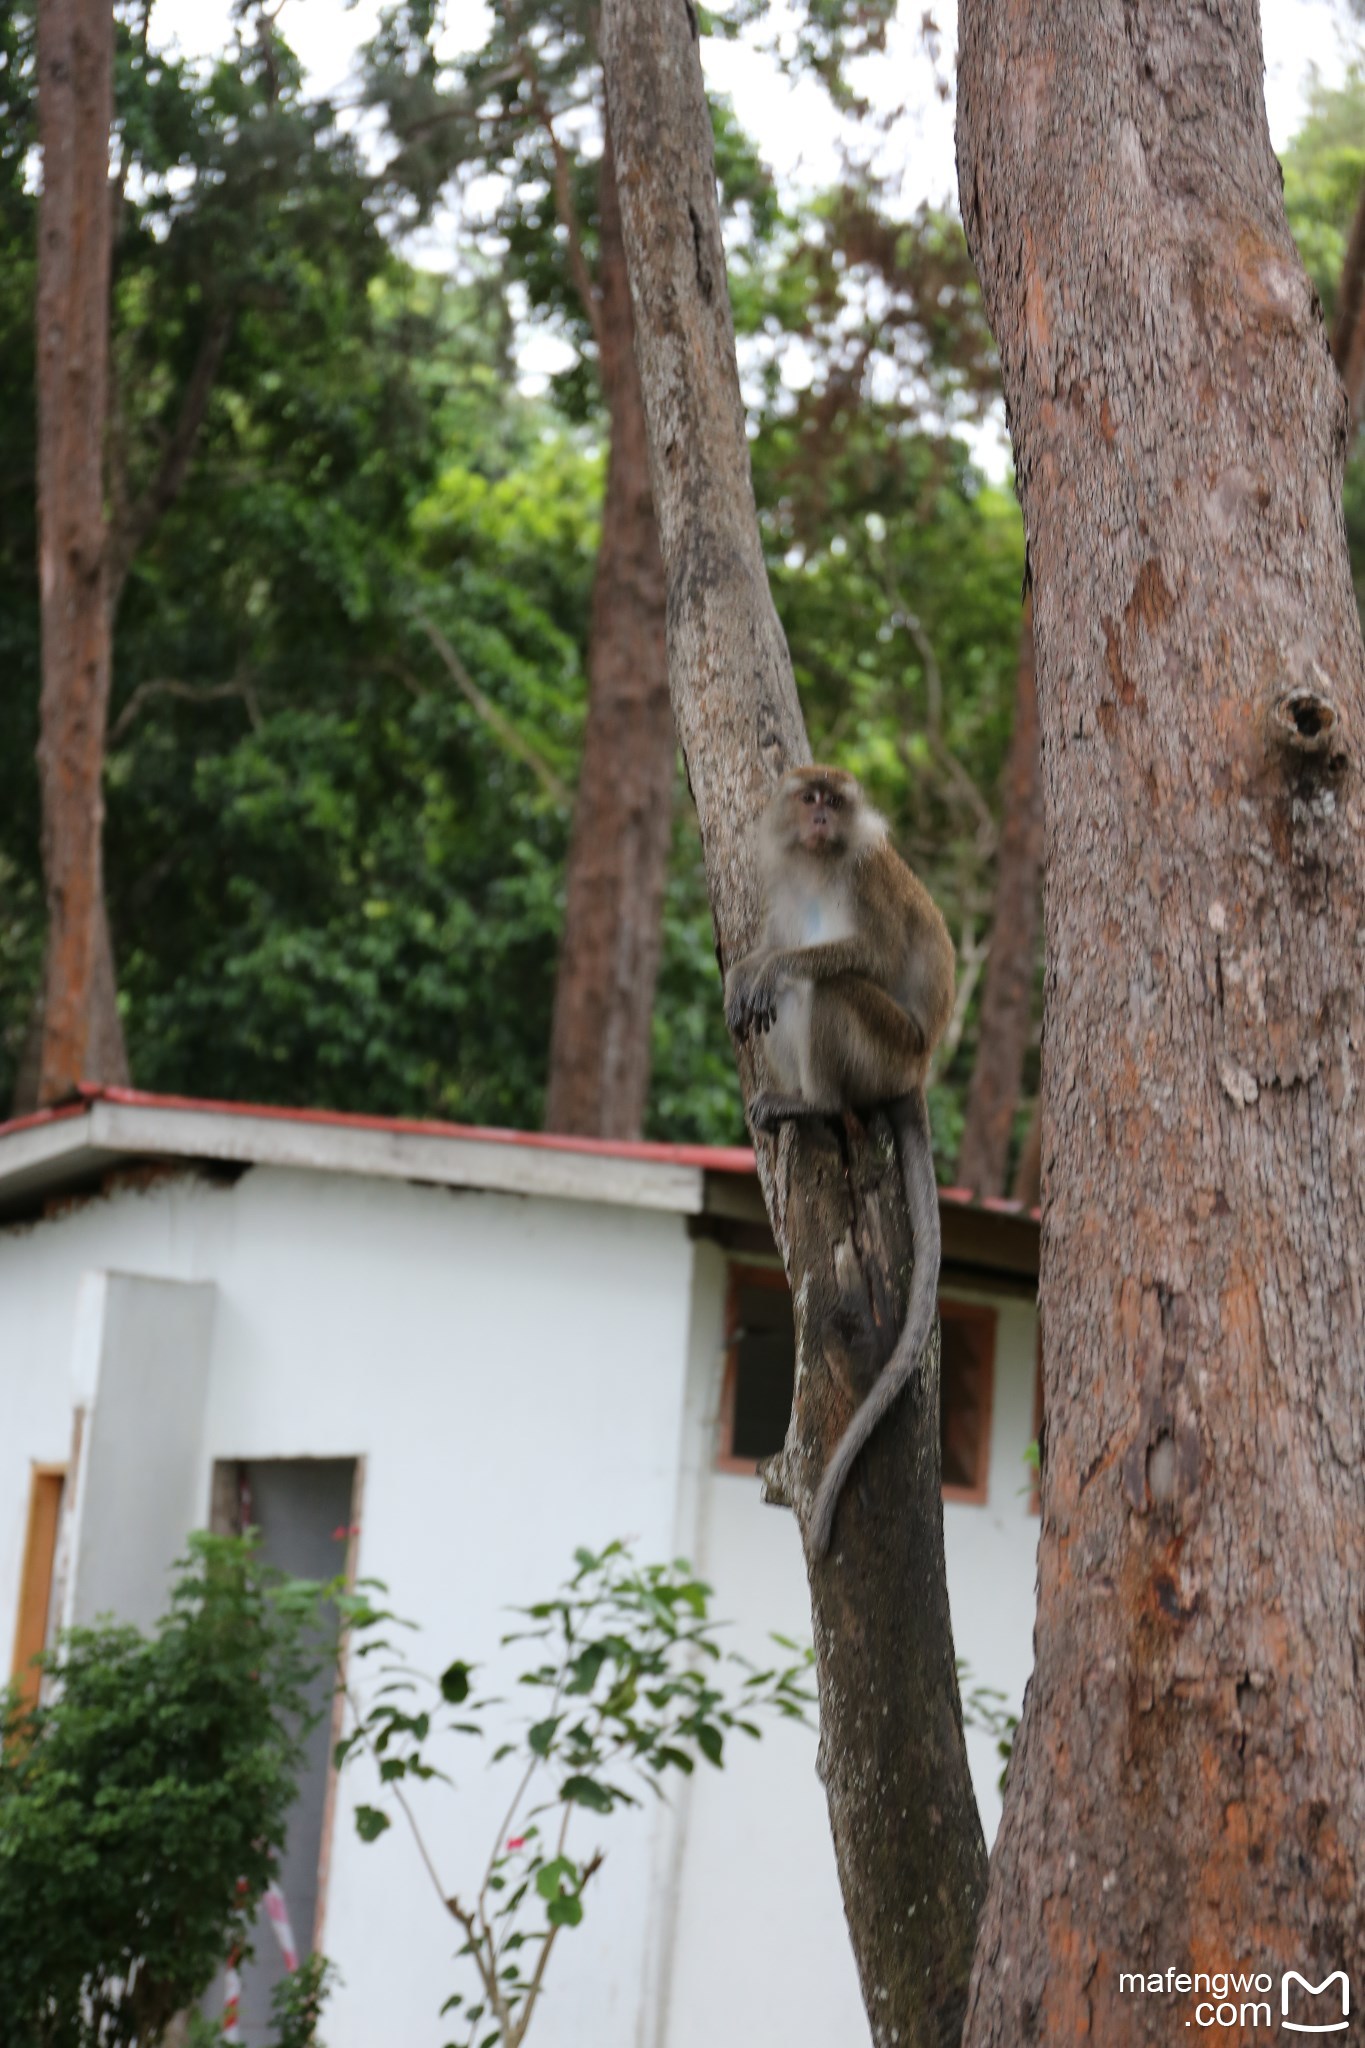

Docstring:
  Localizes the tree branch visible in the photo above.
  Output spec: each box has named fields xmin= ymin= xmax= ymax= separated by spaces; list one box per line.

xmin=107 ymin=303 xmax=235 ymax=614
xmin=405 ymin=615 xmax=571 ymax=808
xmin=505 ymin=3 xmax=604 ymax=351
xmin=939 ymin=915 xmax=988 ymax=1070
xmin=108 ymin=675 xmax=263 ymax=745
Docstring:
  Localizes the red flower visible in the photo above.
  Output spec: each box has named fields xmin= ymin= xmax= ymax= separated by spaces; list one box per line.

xmin=506 ymin=1836 xmax=526 ymax=1852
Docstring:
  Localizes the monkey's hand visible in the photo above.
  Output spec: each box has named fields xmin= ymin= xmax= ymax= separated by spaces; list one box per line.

xmin=725 ymin=953 xmax=781 ymax=1041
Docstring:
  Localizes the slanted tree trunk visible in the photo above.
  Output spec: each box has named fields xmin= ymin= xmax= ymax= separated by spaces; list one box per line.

xmin=33 ymin=0 xmax=126 ymax=1104
xmin=543 ymin=119 xmax=674 ymax=1139
xmin=955 ymin=593 xmax=1041 ymax=1195
xmin=601 ymin=7 xmax=986 ymax=2042
xmin=958 ymin=1 xmax=1365 ymax=2036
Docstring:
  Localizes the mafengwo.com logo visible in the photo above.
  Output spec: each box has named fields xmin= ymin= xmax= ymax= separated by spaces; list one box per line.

xmin=1118 ymin=1965 xmax=1352 ymax=2032
xmin=1282 ymin=1973 xmax=1352 ymax=2034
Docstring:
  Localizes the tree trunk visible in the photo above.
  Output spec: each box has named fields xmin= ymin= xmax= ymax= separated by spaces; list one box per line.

xmin=955 ymin=594 xmax=1041 ymax=1196
xmin=958 ymin=1 xmax=1365 ymax=2037
xmin=33 ymin=0 xmax=126 ymax=1104
xmin=1331 ymin=175 xmax=1365 ymax=439
xmin=601 ymin=7 xmax=986 ymax=2043
xmin=543 ymin=119 xmax=674 ymax=1139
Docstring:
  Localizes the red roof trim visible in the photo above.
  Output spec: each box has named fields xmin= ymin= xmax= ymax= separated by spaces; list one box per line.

xmin=0 ymin=1097 xmax=94 ymax=1141
xmin=0 ymin=1087 xmax=1041 ymax=1221
xmin=0 ymin=1084 xmax=757 ymax=1176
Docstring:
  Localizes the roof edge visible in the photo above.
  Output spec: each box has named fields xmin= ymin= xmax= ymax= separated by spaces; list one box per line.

xmin=0 ymin=1088 xmax=1040 ymax=1235
xmin=0 ymin=1085 xmax=756 ymax=1175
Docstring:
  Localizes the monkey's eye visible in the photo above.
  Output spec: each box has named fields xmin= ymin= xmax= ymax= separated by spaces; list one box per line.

xmin=828 ymin=793 xmax=842 ymax=810
xmin=802 ymin=789 xmax=818 ymax=804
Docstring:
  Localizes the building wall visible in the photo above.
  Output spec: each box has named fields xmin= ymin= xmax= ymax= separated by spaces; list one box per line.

xmin=655 ymin=1250 xmax=1040 ymax=2048
xmin=0 ymin=1167 xmax=1039 ymax=2048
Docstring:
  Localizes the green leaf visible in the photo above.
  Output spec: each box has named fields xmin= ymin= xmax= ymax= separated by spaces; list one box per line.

xmin=528 ymin=1716 xmax=560 ymax=1756
xmin=696 ymin=1725 xmax=724 ymax=1767
xmin=354 ymin=1805 xmax=392 ymax=1842
xmin=561 ymin=1775 xmax=614 ymax=1813
xmin=566 ymin=1645 xmax=607 ymax=1695
xmin=440 ymin=1660 xmax=472 ymax=1704
xmin=655 ymin=1745 xmax=694 ymax=1774
xmin=535 ymin=1857 xmax=575 ymax=1901
xmin=546 ymin=1895 xmax=584 ymax=1928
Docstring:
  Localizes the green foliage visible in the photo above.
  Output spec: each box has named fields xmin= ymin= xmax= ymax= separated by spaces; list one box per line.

xmin=0 ymin=1535 xmax=330 ymax=2048
xmin=105 ymin=350 xmax=593 ymax=1122
xmin=268 ymin=1953 xmax=338 ymax=2048
xmin=186 ymin=1955 xmax=337 ymax=2048
xmin=361 ymin=0 xmax=782 ymax=387
xmin=1280 ymin=66 xmax=1365 ymax=321
xmin=0 ymin=0 xmax=1024 ymax=1155
xmin=957 ymin=1661 xmax=1018 ymax=1796
xmin=7 ymin=3 xmax=1359 ymax=1163
xmin=336 ymin=1542 xmax=814 ymax=2047
xmin=1280 ymin=67 xmax=1365 ymax=633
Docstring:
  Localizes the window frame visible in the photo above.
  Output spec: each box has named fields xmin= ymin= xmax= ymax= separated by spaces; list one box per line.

xmin=715 ymin=1266 xmax=999 ymax=1506
xmin=9 ymin=1463 xmax=66 ymax=1715
xmin=937 ymin=1297 xmax=997 ymax=1507
xmin=716 ymin=1261 xmax=792 ymax=1475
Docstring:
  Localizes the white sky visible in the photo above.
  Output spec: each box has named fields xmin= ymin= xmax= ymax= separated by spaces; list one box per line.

xmin=146 ymin=0 xmax=1362 ymax=456
xmin=150 ymin=0 xmax=1360 ymax=187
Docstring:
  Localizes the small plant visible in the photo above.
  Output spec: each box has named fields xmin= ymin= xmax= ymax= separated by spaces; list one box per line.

xmin=269 ymin=1953 xmax=337 ymax=2048
xmin=0 ymin=1534 xmax=329 ymax=2048
xmin=188 ymin=1954 xmax=336 ymax=2048
xmin=957 ymin=1661 xmax=1019 ymax=1791
xmin=336 ymin=1541 xmax=814 ymax=2048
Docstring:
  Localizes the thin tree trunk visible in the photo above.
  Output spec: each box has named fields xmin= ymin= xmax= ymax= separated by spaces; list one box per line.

xmin=33 ymin=0 xmax=125 ymax=1103
xmin=959 ymin=1 xmax=1365 ymax=2037
xmin=955 ymin=594 xmax=1041 ymax=1195
xmin=1331 ymin=175 xmax=1365 ymax=438
xmin=543 ymin=119 xmax=674 ymax=1139
xmin=601 ymin=7 xmax=986 ymax=2043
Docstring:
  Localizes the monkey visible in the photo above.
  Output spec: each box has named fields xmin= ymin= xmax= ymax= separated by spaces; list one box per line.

xmin=724 ymin=764 xmax=955 ymax=1560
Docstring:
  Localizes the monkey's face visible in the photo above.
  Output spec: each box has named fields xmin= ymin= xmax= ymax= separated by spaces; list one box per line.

xmin=779 ymin=766 xmax=860 ymax=857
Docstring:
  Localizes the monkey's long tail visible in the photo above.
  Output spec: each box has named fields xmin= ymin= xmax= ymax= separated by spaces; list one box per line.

xmin=808 ymin=1092 xmax=940 ymax=1560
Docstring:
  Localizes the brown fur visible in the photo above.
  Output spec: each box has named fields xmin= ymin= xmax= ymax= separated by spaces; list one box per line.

xmin=725 ymin=765 xmax=955 ymax=1557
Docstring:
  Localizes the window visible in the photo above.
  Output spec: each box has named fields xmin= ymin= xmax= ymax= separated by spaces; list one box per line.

xmin=938 ymin=1302 xmax=995 ymax=1505
xmin=10 ymin=1465 xmax=65 ymax=1715
xmin=717 ymin=1266 xmax=996 ymax=1503
xmin=717 ymin=1267 xmax=795 ymax=1473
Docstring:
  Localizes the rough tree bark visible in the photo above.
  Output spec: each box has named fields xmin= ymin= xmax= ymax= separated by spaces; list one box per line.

xmin=959 ymin=1 xmax=1365 ymax=2038
xmin=33 ymin=0 xmax=127 ymax=1104
xmin=601 ymin=6 xmax=986 ymax=2043
xmin=955 ymin=593 xmax=1041 ymax=1196
xmin=544 ymin=117 xmax=674 ymax=1138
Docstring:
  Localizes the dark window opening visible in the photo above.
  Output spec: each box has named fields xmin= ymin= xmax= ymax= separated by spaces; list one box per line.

xmin=717 ymin=1265 xmax=996 ymax=1502
xmin=939 ymin=1302 xmax=995 ymax=1503
xmin=720 ymin=1268 xmax=795 ymax=1469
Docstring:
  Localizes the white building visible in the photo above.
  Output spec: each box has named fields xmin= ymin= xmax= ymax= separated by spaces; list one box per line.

xmin=0 ymin=1087 xmax=1039 ymax=2047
